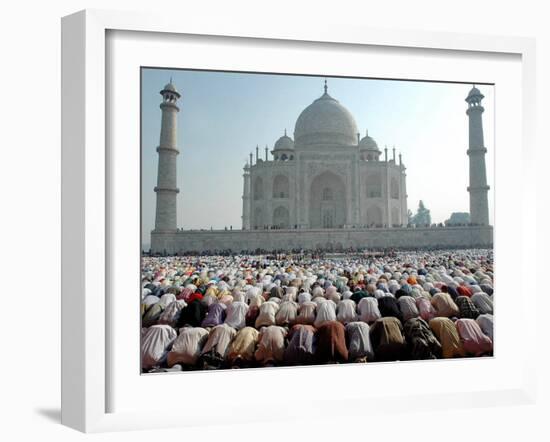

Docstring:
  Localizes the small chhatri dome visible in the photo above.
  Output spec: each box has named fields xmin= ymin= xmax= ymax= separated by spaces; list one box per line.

xmin=359 ymin=130 xmax=379 ymax=151
xmin=466 ymin=84 xmax=484 ymax=102
xmin=273 ymin=129 xmax=295 ymax=151
xmin=161 ymin=79 xmax=180 ymax=97
xmin=294 ymin=81 xmax=358 ymax=147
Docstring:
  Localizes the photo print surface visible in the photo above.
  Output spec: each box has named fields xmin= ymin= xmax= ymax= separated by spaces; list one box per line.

xmin=140 ymin=68 xmax=494 ymax=373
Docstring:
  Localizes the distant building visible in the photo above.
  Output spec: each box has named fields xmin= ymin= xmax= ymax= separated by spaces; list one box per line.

xmin=445 ymin=212 xmax=471 ymax=226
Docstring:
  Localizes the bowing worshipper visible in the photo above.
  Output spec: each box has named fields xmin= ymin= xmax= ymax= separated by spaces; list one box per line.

xmin=177 ymin=299 xmax=207 ymax=328
xmin=407 ymin=288 xmax=424 ymax=300
xmin=479 ymin=283 xmax=494 ymax=296
xmin=374 ymin=289 xmax=391 ymax=300
xmin=456 ymin=284 xmax=473 ymax=298
xmin=336 ymin=298 xmax=358 ymax=324
xmin=295 ymin=301 xmax=317 ymax=325
xmin=441 ymin=284 xmax=460 ymax=301
xmin=158 ymin=299 xmax=187 ymax=327
xmin=227 ymin=326 xmax=260 ymax=367
xmin=255 ymin=300 xmax=279 ymax=328
xmin=275 ymin=300 xmax=299 ymax=326
xmin=198 ymin=323 xmax=237 ymax=370
xmin=325 ymin=286 xmax=341 ymax=304
xmin=416 ymin=297 xmax=436 ymax=322
xmin=455 ymin=318 xmax=493 ymax=356
xmin=283 ymin=324 xmax=317 ymax=365
xmin=314 ymin=299 xmax=337 ymax=328
xmin=428 ymin=317 xmax=465 ymax=358
xmin=254 ymin=325 xmax=288 ymax=366
xmin=397 ymin=296 xmax=420 ymax=322
xmin=142 ymin=301 xmax=166 ymax=327
xmin=218 ymin=292 xmax=234 ymax=307
xmin=141 ymin=294 xmax=160 ymax=316
xmin=455 ymin=296 xmax=480 ymax=319
xmin=345 ymin=322 xmax=374 ymax=362
xmin=377 ymin=296 xmax=402 ymax=321
xmin=476 ymin=314 xmax=493 ymax=341
xmin=224 ymin=300 xmax=249 ymax=330
xmin=201 ymin=302 xmax=227 ymax=328
xmin=365 ymin=283 xmax=377 ymax=296
xmin=167 ymin=327 xmax=209 ymax=367
xmin=358 ymin=297 xmax=381 ymax=324
xmin=231 ymin=290 xmax=245 ymax=303
xmin=431 ymin=292 xmax=460 ymax=318
xmin=270 ymin=286 xmax=284 ymax=299
xmin=244 ymin=286 xmax=263 ymax=306
xmin=141 ymin=324 xmax=177 ymax=371
xmin=315 ymin=321 xmax=349 ymax=363
xmin=403 ymin=318 xmax=442 ymax=360
xmin=342 ymin=290 xmax=353 ymax=300
xmin=369 ymin=317 xmax=407 ymax=362
xmin=159 ymin=293 xmax=177 ymax=308
xmin=471 ymin=293 xmax=493 ymax=315
xmin=312 ymin=295 xmax=328 ymax=307
xmin=201 ymin=292 xmax=218 ymax=308
xmin=297 ymin=290 xmax=312 ymax=304
xmin=350 ymin=289 xmax=370 ymax=304
xmin=176 ymin=286 xmax=195 ymax=302
xmin=311 ymin=285 xmax=324 ymax=299
xmin=245 ymin=305 xmax=260 ymax=327
xmin=283 ymin=286 xmax=298 ymax=302
xmin=394 ymin=288 xmax=409 ymax=300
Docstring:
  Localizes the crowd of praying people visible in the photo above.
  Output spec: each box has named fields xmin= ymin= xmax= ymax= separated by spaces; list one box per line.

xmin=140 ymin=249 xmax=494 ymax=372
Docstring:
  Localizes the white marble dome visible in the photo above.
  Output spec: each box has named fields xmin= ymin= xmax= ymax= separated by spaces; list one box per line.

xmin=466 ymin=85 xmax=484 ymax=101
xmin=163 ymin=82 xmax=177 ymax=92
xmin=273 ymin=131 xmax=294 ymax=151
xmin=359 ymin=131 xmax=379 ymax=151
xmin=294 ymin=89 xmax=358 ymax=147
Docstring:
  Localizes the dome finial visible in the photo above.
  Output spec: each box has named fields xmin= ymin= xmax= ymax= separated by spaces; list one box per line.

xmin=324 ymin=78 xmax=328 ymax=94
xmin=284 ymin=128 xmax=287 ymax=136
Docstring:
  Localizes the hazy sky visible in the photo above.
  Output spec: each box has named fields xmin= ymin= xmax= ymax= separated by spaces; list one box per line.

xmin=141 ymin=68 xmax=494 ymax=247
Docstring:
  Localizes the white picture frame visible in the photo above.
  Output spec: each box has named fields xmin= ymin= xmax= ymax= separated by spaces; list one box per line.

xmin=61 ymin=9 xmax=537 ymax=433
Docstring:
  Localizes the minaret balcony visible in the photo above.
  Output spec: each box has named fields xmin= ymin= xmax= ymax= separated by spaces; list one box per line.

xmin=156 ymin=146 xmax=180 ymax=154
xmin=467 ymin=185 xmax=490 ymax=192
xmin=154 ymin=186 xmax=180 ymax=193
xmin=466 ymin=147 xmax=488 ymax=155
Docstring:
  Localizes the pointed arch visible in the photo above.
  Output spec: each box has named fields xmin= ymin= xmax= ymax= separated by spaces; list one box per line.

xmin=391 ymin=177 xmax=399 ymax=199
xmin=253 ymin=177 xmax=264 ymax=200
xmin=366 ymin=173 xmax=382 ymax=198
xmin=273 ymin=175 xmax=290 ymax=199
xmin=272 ymin=206 xmax=290 ymax=229
xmin=366 ymin=205 xmax=383 ymax=227
xmin=309 ymin=171 xmax=346 ymax=229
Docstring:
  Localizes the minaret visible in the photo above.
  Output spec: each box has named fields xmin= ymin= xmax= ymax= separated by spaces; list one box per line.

xmin=465 ymin=85 xmax=490 ymax=225
xmin=242 ymin=161 xmax=251 ymax=230
xmin=153 ymin=80 xmax=180 ymax=232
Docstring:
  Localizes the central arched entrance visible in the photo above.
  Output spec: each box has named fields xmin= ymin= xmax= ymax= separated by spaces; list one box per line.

xmin=272 ymin=206 xmax=290 ymax=229
xmin=309 ymin=171 xmax=346 ymax=228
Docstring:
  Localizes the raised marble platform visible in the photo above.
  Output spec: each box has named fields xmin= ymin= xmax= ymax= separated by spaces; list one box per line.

xmin=150 ymin=225 xmax=493 ymax=254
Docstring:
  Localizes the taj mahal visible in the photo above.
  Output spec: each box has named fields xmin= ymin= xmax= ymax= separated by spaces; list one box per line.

xmin=244 ymin=81 xmax=407 ymax=231
xmin=150 ymin=79 xmax=492 ymax=254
